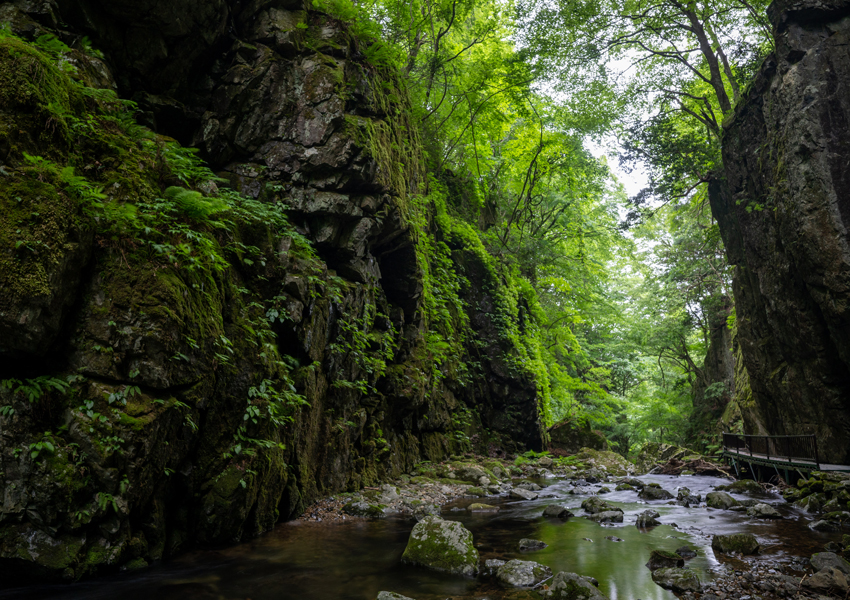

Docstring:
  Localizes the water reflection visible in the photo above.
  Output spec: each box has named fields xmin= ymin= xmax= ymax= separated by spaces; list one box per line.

xmin=0 ymin=473 xmax=840 ymax=600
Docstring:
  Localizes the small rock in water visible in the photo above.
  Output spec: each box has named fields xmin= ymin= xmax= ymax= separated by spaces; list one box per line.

xmin=518 ymin=538 xmax=547 ymax=551
xmin=483 ymin=559 xmax=506 ymax=574
xmin=583 ymin=538 xmax=593 ymax=542
xmin=636 ymin=509 xmax=661 ymax=528
xmin=639 ymin=486 xmax=674 ymax=501
xmin=605 ymin=535 xmax=623 ymax=542
xmin=467 ymin=503 xmax=499 ymax=512
xmin=651 ymin=567 xmax=701 ymax=592
xmin=589 ymin=510 xmax=623 ymax=523
xmin=646 ymin=549 xmax=685 ymax=570
xmin=711 ymin=533 xmax=759 ymax=555
xmin=543 ymin=504 xmax=574 ymax=519
xmin=547 ymin=572 xmax=607 ymax=599
xmin=510 ymin=488 xmax=539 ymax=501
xmin=676 ymin=546 xmax=697 ymax=559
xmin=746 ymin=503 xmax=781 ymax=519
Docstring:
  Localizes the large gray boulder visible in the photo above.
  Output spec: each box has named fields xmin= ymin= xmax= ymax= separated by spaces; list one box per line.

xmin=581 ymin=496 xmax=615 ymax=514
xmin=544 ymin=571 xmax=608 ymax=599
xmin=705 ymin=491 xmax=740 ymax=509
xmin=811 ymin=552 xmax=850 ymax=576
xmin=635 ymin=509 xmax=661 ymax=528
xmin=496 ymin=559 xmax=552 ymax=587
xmin=510 ymin=488 xmax=539 ymax=501
xmin=651 ymin=568 xmax=701 ymax=592
xmin=543 ymin=504 xmax=574 ymax=518
xmin=588 ymin=510 xmax=623 ymax=523
xmin=401 ymin=516 xmax=479 ymax=576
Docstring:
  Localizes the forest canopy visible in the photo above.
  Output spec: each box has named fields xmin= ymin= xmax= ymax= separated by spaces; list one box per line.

xmin=313 ymin=0 xmax=769 ymax=454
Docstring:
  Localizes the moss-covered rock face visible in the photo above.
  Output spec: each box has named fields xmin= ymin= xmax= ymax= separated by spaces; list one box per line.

xmin=0 ymin=0 xmax=545 ymax=583
xmin=711 ymin=533 xmax=760 ymax=555
xmin=401 ymin=516 xmax=479 ymax=576
xmin=549 ymin=422 xmax=607 ymax=454
xmin=706 ymin=491 xmax=740 ymax=510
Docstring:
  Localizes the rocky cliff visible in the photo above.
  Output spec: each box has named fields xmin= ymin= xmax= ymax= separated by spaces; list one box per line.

xmin=0 ymin=0 xmax=545 ymax=582
xmin=710 ymin=0 xmax=850 ymax=464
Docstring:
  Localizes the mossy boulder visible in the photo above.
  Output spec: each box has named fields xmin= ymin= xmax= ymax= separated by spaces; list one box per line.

xmin=401 ymin=516 xmax=479 ymax=576
xmin=467 ymin=503 xmax=499 ymax=512
xmin=588 ymin=510 xmax=623 ymax=523
xmin=465 ymin=486 xmax=487 ymax=497
xmin=549 ymin=421 xmax=607 ymax=454
xmin=574 ymin=448 xmax=633 ymax=476
xmin=747 ymin=503 xmax=782 ymax=518
xmin=615 ymin=483 xmax=635 ymax=491
xmin=635 ymin=509 xmax=661 ymax=528
xmin=343 ymin=501 xmax=387 ymax=518
xmin=811 ymin=552 xmax=850 ymax=576
xmin=581 ymin=496 xmax=616 ymax=514
xmin=706 ymin=491 xmax=740 ymax=509
xmin=651 ymin=567 xmax=701 ymax=592
xmin=543 ymin=504 xmax=573 ymax=519
xmin=711 ymin=533 xmax=759 ymax=555
xmin=544 ymin=571 xmax=607 ymax=599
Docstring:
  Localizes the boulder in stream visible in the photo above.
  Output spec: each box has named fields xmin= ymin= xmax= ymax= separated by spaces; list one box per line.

xmin=467 ymin=503 xmax=499 ymax=512
xmin=638 ymin=486 xmax=673 ymax=501
xmin=676 ymin=546 xmax=697 ymax=559
xmin=543 ymin=504 xmax=574 ymax=518
xmin=715 ymin=479 xmax=763 ymax=494
xmin=496 ymin=559 xmax=553 ymax=587
xmin=747 ymin=503 xmax=782 ymax=518
xmin=645 ymin=549 xmax=684 ymax=570
xmin=705 ymin=491 xmax=740 ymax=509
xmin=635 ymin=509 xmax=661 ymax=528
xmin=343 ymin=501 xmax=387 ymax=518
xmin=401 ymin=516 xmax=479 ymax=576
xmin=588 ymin=510 xmax=623 ymax=523
xmin=412 ymin=503 xmax=440 ymax=521
xmin=615 ymin=483 xmax=635 ymax=491
xmin=651 ymin=567 xmax=701 ymax=592
xmin=811 ymin=519 xmax=840 ymax=532
xmin=711 ymin=533 xmax=759 ymax=555
xmin=510 ymin=488 xmax=539 ymax=501
xmin=544 ymin=571 xmax=607 ymax=599
xmin=581 ymin=496 xmax=615 ymax=514
xmin=519 ymin=538 xmax=547 ymax=551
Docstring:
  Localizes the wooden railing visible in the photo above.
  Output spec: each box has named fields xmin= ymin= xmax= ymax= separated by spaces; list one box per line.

xmin=722 ymin=432 xmax=819 ymax=469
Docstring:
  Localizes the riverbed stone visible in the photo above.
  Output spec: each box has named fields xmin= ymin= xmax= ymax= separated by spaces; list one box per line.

xmin=639 ymin=486 xmax=673 ymax=501
xmin=377 ymin=593 xmax=415 ymax=600
xmin=810 ymin=519 xmax=840 ymax=532
xmin=747 ymin=503 xmax=782 ymax=518
xmin=412 ymin=503 xmax=440 ymax=521
xmin=615 ymin=483 xmax=635 ymax=491
xmin=543 ymin=504 xmax=574 ymax=518
xmin=519 ymin=538 xmax=547 ymax=551
xmin=676 ymin=546 xmax=697 ymax=559
xmin=467 ymin=503 xmax=499 ymax=512
xmin=711 ymin=533 xmax=759 ymax=555
xmin=401 ymin=516 xmax=479 ymax=576
xmin=705 ymin=491 xmax=740 ymax=509
xmin=636 ymin=509 xmax=661 ymax=528
xmin=581 ymin=496 xmax=615 ymax=514
xmin=588 ymin=510 xmax=623 ymax=523
xmin=651 ymin=567 xmax=701 ymax=592
xmin=646 ymin=549 xmax=684 ymax=570
xmin=811 ymin=552 xmax=850 ymax=575
xmin=496 ymin=559 xmax=553 ymax=587
xmin=466 ymin=486 xmax=487 ymax=497
xmin=544 ymin=571 xmax=607 ymax=599
xmin=511 ymin=488 xmax=539 ymax=501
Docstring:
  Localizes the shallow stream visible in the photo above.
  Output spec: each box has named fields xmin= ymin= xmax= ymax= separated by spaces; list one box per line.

xmin=1 ymin=474 xmax=840 ymax=599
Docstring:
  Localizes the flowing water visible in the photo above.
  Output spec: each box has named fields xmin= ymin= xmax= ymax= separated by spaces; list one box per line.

xmin=1 ymin=474 xmax=840 ymax=600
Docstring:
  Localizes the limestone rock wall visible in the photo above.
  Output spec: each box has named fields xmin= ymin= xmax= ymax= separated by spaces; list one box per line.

xmin=0 ymin=0 xmax=544 ymax=582
xmin=710 ymin=0 xmax=850 ymax=464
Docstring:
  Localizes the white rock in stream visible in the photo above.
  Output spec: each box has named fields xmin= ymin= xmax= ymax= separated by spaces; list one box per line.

xmin=496 ymin=559 xmax=552 ymax=587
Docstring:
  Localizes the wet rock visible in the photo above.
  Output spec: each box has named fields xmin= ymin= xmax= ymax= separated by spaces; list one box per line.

xmin=496 ymin=559 xmax=553 ymax=587
xmin=803 ymin=567 xmax=849 ymax=594
xmin=597 ymin=487 xmax=611 ymax=494
xmin=466 ymin=487 xmax=487 ymax=497
xmin=581 ymin=496 xmax=615 ymax=514
xmin=636 ymin=509 xmax=661 ymax=528
xmin=484 ymin=558 xmax=506 ymax=574
xmin=605 ymin=536 xmax=623 ymax=542
xmin=519 ymin=538 xmax=547 ymax=551
xmin=615 ymin=483 xmax=635 ymax=491
xmin=543 ymin=504 xmax=573 ymax=519
xmin=620 ymin=477 xmax=644 ymax=488
xmin=639 ymin=486 xmax=673 ymax=501
xmin=537 ymin=456 xmax=554 ymax=468
xmin=711 ymin=533 xmax=759 ymax=555
xmin=401 ymin=516 xmax=479 ymax=576
xmin=646 ymin=549 xmax=685 ymax=570
xmin=676 ymin=546 xmax=697 ymax=559
xmin=517 ymin=482 xmax=542 ymax=492
xmin=377 ymin=593 xmax=415 ymax=600
xmin=651 ymin=567 xmax=701 ymax=592
xmin=510 ymin=488 xmax=539 ymax=501
xmin=746 ymin=503 xmax=781 ymax=518
xmin=467 ymin=503 xmax=499 ymax=512
xmin=811 ymin=551 xmax=850 ymax=575
xmin=457 ymin=466 xmax=488 ymax=484
xmin=588 ymin=510 xmax=623 ymax=523
xmin=544 ymin=571 xmax=607 ymax=599
xmin=810 ymin=519 xmax=840 ymax=532
xmin=705 ymin=491 xmax=740 ymax=510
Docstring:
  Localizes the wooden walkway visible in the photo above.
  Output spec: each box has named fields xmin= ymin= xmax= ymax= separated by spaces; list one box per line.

xmin=721 ymin=432 xmax=850 ymax=477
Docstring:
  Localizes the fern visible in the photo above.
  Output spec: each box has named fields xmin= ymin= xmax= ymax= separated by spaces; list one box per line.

xmin=164 ymin=186 xmax=230 ymax=222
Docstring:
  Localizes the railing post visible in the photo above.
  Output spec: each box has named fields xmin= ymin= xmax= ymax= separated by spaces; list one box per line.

xmin=785 ymin=437 xmax=790 ymax=463
xmin=814 ymin=436 xmax=820 ymax=470
xmin=766 ymin=436 xmax=770 ymax=461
